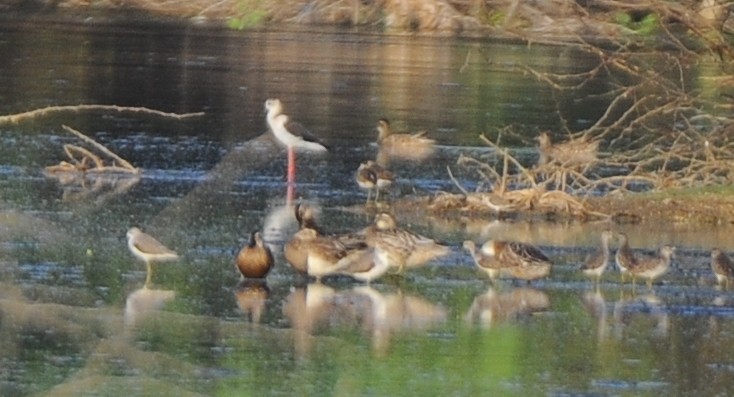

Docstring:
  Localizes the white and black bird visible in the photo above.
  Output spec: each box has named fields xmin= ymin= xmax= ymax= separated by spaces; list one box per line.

xmin=264 ymin=98 xmax=328 ymax=186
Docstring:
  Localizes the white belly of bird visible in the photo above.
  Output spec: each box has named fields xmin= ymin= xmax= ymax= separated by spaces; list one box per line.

xmin=272 ymin=124 xmax=326 ymax=152
xmin=638 ymin=263 xmax=669 ymax=280
xmin=307 ymin=256 xmax=338 ymax=278
xmin=351 ymin=260 xmax=389 ymax=282
xmin=376 ymin=179 xmax=392 ymax=189
xmin=583 ymin=263 xmax=607 ymax=278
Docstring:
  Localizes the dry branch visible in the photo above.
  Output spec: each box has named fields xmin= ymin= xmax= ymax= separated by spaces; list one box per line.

xmin=62 ymin=125 xmax=137 ymax=172
xmin=46 ymin=125 xmax=139 ymax=175
xmin=0 ymin=104 xmax=204 ymax=125
xmin=453 ymin=10 xmax=734 ymax=220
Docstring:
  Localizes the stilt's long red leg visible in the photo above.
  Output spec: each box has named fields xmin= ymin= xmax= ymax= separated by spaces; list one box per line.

xmin=286 ymin=146 xmax=296 ymax=204
xmin=287 ymin=146 xmax=296 ymax=185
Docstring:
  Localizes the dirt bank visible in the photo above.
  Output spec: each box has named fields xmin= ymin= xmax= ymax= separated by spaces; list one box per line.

xmin=392 ymin=188 xmax=734 ymax=226
xmin=7 ymin=0 xmax=732 ymax=40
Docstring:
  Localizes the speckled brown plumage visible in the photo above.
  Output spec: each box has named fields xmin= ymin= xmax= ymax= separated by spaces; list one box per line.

xmin=711 ymin=248 xmax=734 ymax=288
xmin=236 ymin=231 xmax=274 ymax=279
xmin=580 ymin=230 xmax=614 ymax=283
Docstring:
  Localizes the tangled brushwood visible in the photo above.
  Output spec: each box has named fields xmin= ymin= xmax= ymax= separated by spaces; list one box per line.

xmin=443 ymin=17 xmax=734 ymax=218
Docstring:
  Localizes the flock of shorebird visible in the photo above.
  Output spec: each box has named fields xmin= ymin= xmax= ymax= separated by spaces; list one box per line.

xmin=124 ymin=98 xmax=734 ymax=289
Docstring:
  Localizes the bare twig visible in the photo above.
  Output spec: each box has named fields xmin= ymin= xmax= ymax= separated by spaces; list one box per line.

xmin=62 ymin=125 xmax=138 ymax=172
xmin=447 ymin=166 xmax=469 ymax=195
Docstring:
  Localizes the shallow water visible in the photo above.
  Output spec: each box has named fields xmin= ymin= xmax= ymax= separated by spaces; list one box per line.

xmin=1 ymin=16 xmax=734 ymax=397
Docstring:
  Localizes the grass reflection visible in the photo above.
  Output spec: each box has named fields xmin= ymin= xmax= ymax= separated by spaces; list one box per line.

xmin=220 ymin=321 xmax=523 ymax=396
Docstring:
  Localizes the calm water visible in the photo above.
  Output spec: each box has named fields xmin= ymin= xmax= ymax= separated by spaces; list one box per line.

xmin=1 ymin=16 xmax=734 ymax=397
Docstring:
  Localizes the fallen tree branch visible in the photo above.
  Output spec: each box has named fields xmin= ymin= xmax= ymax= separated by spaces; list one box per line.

xmin=0 ymin=104 xmax=204 ymax=124
xmin=46 ymin=125 xmax=139 ymax=175
xmin=62 ymin=125 xmax=137 ymax=172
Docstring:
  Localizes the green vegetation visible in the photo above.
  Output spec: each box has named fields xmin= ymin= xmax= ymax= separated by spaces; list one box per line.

xmin=614 ymin=11 xmax=660 ymax=36
xmin=227 ymin=0 xmax=267 ymax=30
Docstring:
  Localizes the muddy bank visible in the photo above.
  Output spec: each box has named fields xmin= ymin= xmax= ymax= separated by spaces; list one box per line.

xmin=393 ymin=189 xmax=734 ymax=226
xmin=4 ymin=0 xmax=732 ymax=40
xmin=590 ymin=192 xmax=734 ymax=225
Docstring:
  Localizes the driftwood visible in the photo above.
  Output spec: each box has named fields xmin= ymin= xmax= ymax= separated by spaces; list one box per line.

xmin=0 ymin=104 xmax=206 ymax=176
xmin=0 ymin=104 xmax=203 ymax=125
xmin=45 ymin=125 xmax=139 ymax=175
xmin=8 ymin=104 xmax=206 ymax=201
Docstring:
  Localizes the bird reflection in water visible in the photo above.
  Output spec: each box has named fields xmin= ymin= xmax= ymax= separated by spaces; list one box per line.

xmin=45 ymin=172 xmax=140 ymax=204
xmin=581 ymin=289 xmax=608 ymax=342
xmin=464 ymin=287 xmax=550 ymax=329
xmin=612 ymin=294 xmax=669 ymax=339
xmin=282 ymin=284 xmax=446 ymax=356
xmin=350 ymin=286 xmax=447 ymax=356
xmin=124 ymin=286 xmax=176 ymax=337
xmin=262 ymin=202 xmax=299 ymax=248
xmin=282 ymin=283 xmax=344 ymax=356
xmin=234 ymin=279 xmax=270 ymax=323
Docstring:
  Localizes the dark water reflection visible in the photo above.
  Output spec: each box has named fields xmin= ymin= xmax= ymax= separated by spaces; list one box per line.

xmin=2 ymin=18 xmax=734 ymax=397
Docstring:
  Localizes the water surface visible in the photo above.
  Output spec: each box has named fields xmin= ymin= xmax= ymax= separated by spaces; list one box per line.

xmin=1 ymin=18 xmax=733 ymax=397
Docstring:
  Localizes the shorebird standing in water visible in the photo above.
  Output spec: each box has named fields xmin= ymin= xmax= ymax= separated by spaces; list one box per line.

xmin=236 ymin=231 xmax=274 ymax=279
xmin=364 ymin=212 xmax=450 ymax=273
xmin=615 ymin=233 xmax=637 ymax=283
xmin=374 ymin=118 xmax=436 ymax=163
xmin=264 ymin=98 xmax=328 ymax=201
xmin=127 ymin=227 xmax=179 ymax=286
xmin=580 ymin=230 xmax=614 ymax=285
xmin=356 ymin=160 xmax=394 ymax=204
xmin=376 ymin=118 xmax=435 ymax=147
xmin=475 ymin=239 xmax=552 ymax=282
xmin=286 ymin=227 xmax=372 ymax=282
xmin=285 ymin=203 xmax=367 ymax=276
xmin=463 ymin=240 xmax=506 ymax=282
xmin=711 ymin=248 xmax=734 ymax=288
xmin=627 ymin=246 xmax=675 ymax=289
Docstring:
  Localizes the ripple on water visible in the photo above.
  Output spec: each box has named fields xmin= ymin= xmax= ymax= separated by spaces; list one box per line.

xmin=18 ymin=262 xmax=87 ymax=287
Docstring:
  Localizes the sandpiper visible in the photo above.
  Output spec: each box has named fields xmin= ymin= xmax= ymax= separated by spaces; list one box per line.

xmin=284 ymin=226 xmax=310 ymax=275
xmin=264 ymin=98 xmax=328 ymax=187
xmin=628 ymin=246 xmax=675 ymax=288
xmin=127 ymin=227 xmax=179 ymax=286
xmin=295 ymin=203 xmax=362 ymax=243
xmin=290 ymin=227 xmax=371 ymax=282
xmin=236 ymin=231 xmax=274 ymax=279
xmin=337 ymin=249 xmax=387 ymax=284
xmin=290 ymin=204 xmax=383 ymax=282
xmin=364 ymin=213 xmax=450 ymax=272
xmin=536 ymin=131 xmax=599 ymax=191
xmin=536 ymin=131 xmax=599 ymax=168
xmin=475 ymin=239 xmax=552 ymax=281
xmin=711 ymin=248 xmax=734 ymax=288
xmin=294 ymin=202 xmax=324 ymax=234
xmin=615 ymin=233 xmax=637 ymax=283
xmin=285 ymin=204 xmax=367 ymax=275
xmin=580 ymin=230 xmax=614 ymax=284
xmin=463 ymin=240 xmax=507 ymax=282
xmin=376 ymin=118 xmax=435 ymax=146
xmin=356 ymin=160 xmax=395 ymax=203
xmin=375 ymin=119 xmax=436 ymax=162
